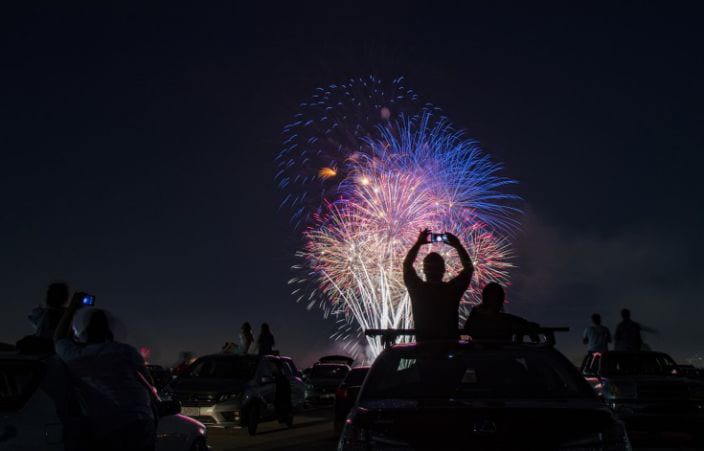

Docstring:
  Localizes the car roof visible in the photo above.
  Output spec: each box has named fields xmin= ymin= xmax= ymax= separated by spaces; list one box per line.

xmin=601 ymin=351 xmax=671 ymax=357
xmin=313 ymin=362 xmax=350 ymax=368
xmin=199 ymin=353 xmax=261 ymax=361
xmin=386 ymin=339 xmax=560 ymax=353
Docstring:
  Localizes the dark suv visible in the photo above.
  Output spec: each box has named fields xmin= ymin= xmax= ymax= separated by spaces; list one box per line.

xmin=305 ymin=361 xmax=350 ymax=405
xmin=339 ymin=340 xmax=630 ymax=450
xmin=581 ymin=351 xmax=704 ymax=445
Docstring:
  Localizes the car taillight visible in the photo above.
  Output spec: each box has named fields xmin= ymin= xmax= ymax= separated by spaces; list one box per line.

xmin=336 ymin=387 xmax=348 ymax=400
xmin=338 ymin=418 xmax=369 ymax=450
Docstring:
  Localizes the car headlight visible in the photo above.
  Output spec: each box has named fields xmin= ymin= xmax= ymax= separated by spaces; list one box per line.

xmin=218 ymin=393 xmax=241 ymax=403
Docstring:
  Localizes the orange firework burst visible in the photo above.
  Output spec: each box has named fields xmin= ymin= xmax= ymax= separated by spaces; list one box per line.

xmin=318 ymin=167 xmax=337 ymax=180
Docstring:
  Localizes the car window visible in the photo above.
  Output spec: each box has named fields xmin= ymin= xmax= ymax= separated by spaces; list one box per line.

xmin=361 ymin=348 xmax=592 ymax=400
xmin=282 ymin=361 xmax=295 ymax=377
xmin=187 ymin=357 xmax=257 ymax=380
xmin=603 ymin=354 xmax=675 ymax=376
xmin=311 ymin=365 xmax=349 ymax=379
xmin=0 ymin=360 xmax=44 ymax=411
xmin=267 ymin=359 xmax=289 ymax=377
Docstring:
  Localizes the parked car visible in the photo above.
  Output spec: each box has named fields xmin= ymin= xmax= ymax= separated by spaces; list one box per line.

xmin=581 ymin=351 xmax=704 ymax=446
xmin=339 ymin=340 xmax=631 ymax=450
xmin=318 ymin=355 xmax=354 ymax=366
xmin=165 ymin=353 xmax=305 ymax=435
xmin=305 ymin=362 xmax=350 ymax=405
xmin=0 ymin=351 xmax=207 ymax=451
xmin=334 ymin=366 xmax=369 ymax=434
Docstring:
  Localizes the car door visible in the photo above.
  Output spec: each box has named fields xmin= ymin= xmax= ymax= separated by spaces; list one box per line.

xmin=281 ymin=360 xmax=305 ymax=409
xmin=256 ymin=358 xmax=277 ymax=419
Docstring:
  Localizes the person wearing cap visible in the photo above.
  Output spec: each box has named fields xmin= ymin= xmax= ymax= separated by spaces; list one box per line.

xmin=54 ymin=292 xmax=156 ymax=451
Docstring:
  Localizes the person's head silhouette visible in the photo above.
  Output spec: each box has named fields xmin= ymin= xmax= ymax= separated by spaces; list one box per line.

xmin=73 ymin=308 xmax=112 ymax=344
xmin=592 ymin=314 xmax=602 ymax=325
xmin=261 ymin=323 xmax=271 ymax=335
xmin=422 ymin=252 xmax=445 ymax=283
xmin=481 ymin=282 xmax=505 ymax=313
xmin=242 ymin=322 xmax=252 ymax=333
xmin=621 ymin=308 xmax=631 ymax=320
xmin=46 ymin=282 xmax=69 ymax=308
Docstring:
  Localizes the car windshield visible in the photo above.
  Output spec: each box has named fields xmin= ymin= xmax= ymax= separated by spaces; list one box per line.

xmin=186 ymin=356 xmax=257 ymax=380
xmin=603 ymin=353 xmax=676 ymax=375
xmin=361 ymin=347 xmax=592 ymax=400
xmin=311 ymin=365 xmax=348 ymax=379
xmin=0 ymin=359 xmax=44 ymax=411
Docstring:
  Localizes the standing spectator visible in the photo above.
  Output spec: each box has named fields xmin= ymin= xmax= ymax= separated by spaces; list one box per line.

xmin=29 ymin=282 xmax=69 ymax=339
xmin=614 ymin=308 xmax=656 ymax=351
xmin=240 ymin=322 xmax=254 ymax=354
xmin=54 ymin=293 xmax=156 ymax=451
xmin=582 ymin=313 xmax=611 ymax=353
xmin=257 ymin=323 xmax=275 ymax=355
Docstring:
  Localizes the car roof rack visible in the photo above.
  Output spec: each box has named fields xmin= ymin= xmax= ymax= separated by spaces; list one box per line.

xmin=365 ymin=327 xmax=570 ymax=349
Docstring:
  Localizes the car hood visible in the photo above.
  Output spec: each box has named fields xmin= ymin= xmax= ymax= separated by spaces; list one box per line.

xmin=351 ymin=398 xmax=620 ymax=448
xmin=170 ymin=377 xmax=248 ymax=395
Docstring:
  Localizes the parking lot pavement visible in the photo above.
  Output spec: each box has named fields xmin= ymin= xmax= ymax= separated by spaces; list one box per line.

xmin=206 ymin=406 xmax=338 ymax=451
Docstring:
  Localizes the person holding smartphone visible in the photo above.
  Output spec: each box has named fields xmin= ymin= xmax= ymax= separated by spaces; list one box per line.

xmin=54 ymin=292 xmax=156 ymax=451
xmin=403 ymin=228 xmax=474 ymax=341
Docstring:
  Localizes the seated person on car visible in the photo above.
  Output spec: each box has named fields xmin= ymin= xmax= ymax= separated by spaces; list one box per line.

xmin=464 ymin=283 xmax=540 ymax=341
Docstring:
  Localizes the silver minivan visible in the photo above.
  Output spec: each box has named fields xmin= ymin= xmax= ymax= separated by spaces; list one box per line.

xmin=164 ymin=353 xmax=305 ymax=435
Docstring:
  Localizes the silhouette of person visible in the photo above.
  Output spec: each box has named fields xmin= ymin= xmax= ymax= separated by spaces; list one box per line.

xmin=464 ymin=283 xmax=540 ymax=341
xmin=614 ymin=308 xmax=655 ymax=351
xmin=403 ymin=229 xmax=473 ymax=341
xmin=257 ymin=323 xmax=275 ymax=355
xmin=30 ymin=282 xmax=69 ymax=339
xmin=582 ymin=313 xmax=611 ymax=353
xmin=240 ymin=322 xmax=254 ymax=354
xmin=54 ymin=293 xmax=156 ymax=451
xmin=271 ymin=361 xmax=292 ymax=425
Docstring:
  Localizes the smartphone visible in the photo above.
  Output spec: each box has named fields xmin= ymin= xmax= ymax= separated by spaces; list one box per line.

xmin=429 ymin=233 xmax=448 ymax=243
xmin=81 ymin=294 xmax=96 ymax=306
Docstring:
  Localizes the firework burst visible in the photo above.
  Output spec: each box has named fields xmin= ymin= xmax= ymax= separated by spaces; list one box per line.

xmin=280 ymin=78 xmax=520 ymax=359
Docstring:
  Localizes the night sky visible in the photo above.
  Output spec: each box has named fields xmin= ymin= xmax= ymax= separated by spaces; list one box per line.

xmin=2 ymin=2 xmax=703 ymax=367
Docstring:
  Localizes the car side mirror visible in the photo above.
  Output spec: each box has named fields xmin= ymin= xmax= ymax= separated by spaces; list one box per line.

xmin=157 ymin=400 xmax=181 ymax=417
xmin=260 ymin=376 xmax=275 ymax=385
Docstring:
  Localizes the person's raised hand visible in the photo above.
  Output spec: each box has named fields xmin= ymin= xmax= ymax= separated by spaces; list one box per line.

xmin=445 ymin=232 xmax=461 ymax=247
xmin=416 ymin=228 xmax=431 ymax=245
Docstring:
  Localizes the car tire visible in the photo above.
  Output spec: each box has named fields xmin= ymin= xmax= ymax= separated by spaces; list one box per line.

xmin=247 ymin=403 xmax=260 ymax=436
xmin=190 ymin=437 xmax=207 ymax=451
